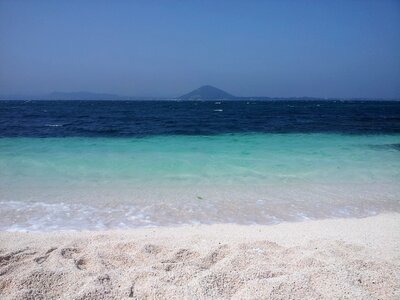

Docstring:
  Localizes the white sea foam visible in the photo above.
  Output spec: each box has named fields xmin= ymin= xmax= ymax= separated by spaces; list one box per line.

xmin=0 ymin=188 xmax=397 ymax=231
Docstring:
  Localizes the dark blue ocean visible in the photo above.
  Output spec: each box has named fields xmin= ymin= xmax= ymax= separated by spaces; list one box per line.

xmin=1 ymin=100 xmax=400 ymax=137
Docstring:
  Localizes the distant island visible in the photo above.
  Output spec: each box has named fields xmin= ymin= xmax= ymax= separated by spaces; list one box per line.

xmin=0 ymin=86 xmax=397 ymax=101
xmin=178 ymin=85 xmax=235 ymax=100
xmin=178 ymin=85 xmax=335 ymax=100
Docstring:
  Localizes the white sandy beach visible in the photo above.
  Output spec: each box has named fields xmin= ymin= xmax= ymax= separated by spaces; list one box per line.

xmin=1 ymin=214 xmax=399 ymax=299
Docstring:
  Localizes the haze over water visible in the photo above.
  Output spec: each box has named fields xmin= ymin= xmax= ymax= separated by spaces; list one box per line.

xmin=0 ymin=100 xmax=399 ymax=230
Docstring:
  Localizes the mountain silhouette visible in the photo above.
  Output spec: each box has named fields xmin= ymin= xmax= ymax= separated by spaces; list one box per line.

xmin=178 ymin=85 xmax=235 ymax=100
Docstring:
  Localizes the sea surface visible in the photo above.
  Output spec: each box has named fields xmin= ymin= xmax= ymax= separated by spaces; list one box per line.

xmin=1 ymin=100 xmax=400 ymax=230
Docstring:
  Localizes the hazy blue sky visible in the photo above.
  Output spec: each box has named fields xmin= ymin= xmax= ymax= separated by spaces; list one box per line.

xmin=0 ymin=0 xmax=399 ymax=98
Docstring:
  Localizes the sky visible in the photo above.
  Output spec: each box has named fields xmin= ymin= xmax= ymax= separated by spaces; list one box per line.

xmin=0 ymin=0 xmax=399 ymax=98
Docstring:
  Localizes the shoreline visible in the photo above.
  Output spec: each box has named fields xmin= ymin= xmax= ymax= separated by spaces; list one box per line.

xmin=1 ymin=213 xmax=399 ymax=299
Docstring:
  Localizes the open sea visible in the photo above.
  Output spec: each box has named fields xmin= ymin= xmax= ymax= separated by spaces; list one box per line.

xmin=1 ymin=100 xmax=400 ymax=230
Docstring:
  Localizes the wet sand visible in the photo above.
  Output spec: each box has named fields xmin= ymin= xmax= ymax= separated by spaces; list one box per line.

xmin=1 ymin=214 xmax=399 ymax=299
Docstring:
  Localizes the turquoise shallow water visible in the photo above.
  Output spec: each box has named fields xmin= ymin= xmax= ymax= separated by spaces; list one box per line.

xmin=1 ymin=133 xmax=400 ymax=230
